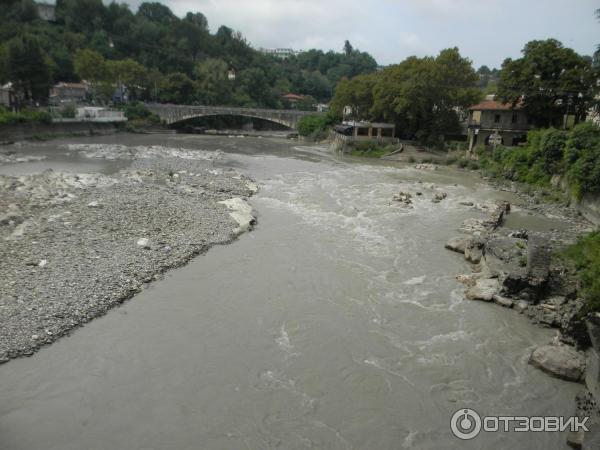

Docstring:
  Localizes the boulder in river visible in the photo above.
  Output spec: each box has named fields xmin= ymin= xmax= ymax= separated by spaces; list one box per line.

xmin=514 ymin=300 xmax=530 ymax=313
xmin=432 ymin=192 xmax=447 ymax=203
xmin=465 ymin=278 xmax=500 ymax=301
xmin=464 ymin=239 xmax=484 ymax=264
xmin=445 ymin=236 xmax=469 ymax=254
xmin=393 ymin=191 xmax=412 ymax=205
xmin=529 ymin=344 xmax=586 ymax=382
xmin=493 ymin=295 xmax=514 ymax=308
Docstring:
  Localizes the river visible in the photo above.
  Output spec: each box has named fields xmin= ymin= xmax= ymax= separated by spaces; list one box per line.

xmin=0 ymin=134 xmax=580 ymax=449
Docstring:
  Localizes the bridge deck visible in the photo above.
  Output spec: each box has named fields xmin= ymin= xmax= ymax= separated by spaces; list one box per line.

xmin=144 ymin=103 xmax=322 ymax=129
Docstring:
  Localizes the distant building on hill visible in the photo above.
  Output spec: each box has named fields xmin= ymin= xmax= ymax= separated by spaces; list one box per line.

xmin=35 ymin=2 xmax=56 ymax=21
xmin=467 ymin=98 xmax=533 ymax=151
xmin=259 ymin=48 xmax=302 ymax=59
xmin=282 ymin=93 xmax=305 ymax=109
xmin=49 ymin=82 xmax=89 ymax=105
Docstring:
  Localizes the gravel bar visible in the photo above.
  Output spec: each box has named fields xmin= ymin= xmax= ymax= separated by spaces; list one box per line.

xmin=0 ymin=144 xmax=257 ymax=363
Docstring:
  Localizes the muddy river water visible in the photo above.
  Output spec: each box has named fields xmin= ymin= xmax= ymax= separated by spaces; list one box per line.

xmin=0 ymin=134 xmax=581 ymax=449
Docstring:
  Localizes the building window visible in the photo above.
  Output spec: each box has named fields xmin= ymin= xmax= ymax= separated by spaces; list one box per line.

xmin=512 ymin=112 xmax=518 ymax=124
xmin=357 ymin=127 xmax=369 ymax=136
xmin=494 ymin=114 xmax=501 ymax=123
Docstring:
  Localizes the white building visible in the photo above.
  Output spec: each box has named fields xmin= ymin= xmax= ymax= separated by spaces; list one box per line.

xmin=76 ymin=107 xmax=126 ymax=122
xmin=259 ymin=48 xmax=302 ymax=59
xmin=35 ymin=1 xmax=56 ymax=21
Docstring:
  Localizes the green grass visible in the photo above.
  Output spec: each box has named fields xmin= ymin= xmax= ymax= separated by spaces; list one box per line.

xmin=349 ymin=141 xmax=396 ymax=158
xmin=560 ymin=232 xmax=600 ymax=314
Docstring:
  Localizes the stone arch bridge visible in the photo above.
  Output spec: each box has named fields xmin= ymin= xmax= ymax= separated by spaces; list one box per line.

xmin=144 ymin=103 xmax=320 ymax=130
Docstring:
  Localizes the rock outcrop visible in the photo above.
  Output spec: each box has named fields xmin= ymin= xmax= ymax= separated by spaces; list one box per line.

xmin=530 ymin=344 xmax=586 ymax=382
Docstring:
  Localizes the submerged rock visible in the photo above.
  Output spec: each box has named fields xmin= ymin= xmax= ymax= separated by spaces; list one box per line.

xmin=530 ymin=344 xmax=586 ymax=382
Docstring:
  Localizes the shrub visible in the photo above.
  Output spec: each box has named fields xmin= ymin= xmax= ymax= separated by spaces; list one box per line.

xmin=0 ymin=108 xmax=52 ymax=124
xmin=124 ymin=102 xmax=160 ymax=124
xmin=467 ymin=160 xmax=479 ymax=170
xmin=297 ymin=113 xmax=336 ymax=137
xmin=561 ymin=232 xmax=600 ymax=313
xmin=457 ymin=158 xmax=469 ymax=168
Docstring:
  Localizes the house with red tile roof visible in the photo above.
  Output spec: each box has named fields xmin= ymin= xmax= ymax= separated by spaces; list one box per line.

xmin=467 ymin=96 xmax=533 ymax=151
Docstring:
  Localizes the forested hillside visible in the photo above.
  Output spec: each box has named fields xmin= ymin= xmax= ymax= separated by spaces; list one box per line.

xmin=0 ymin=0 xmax=378 ymax=107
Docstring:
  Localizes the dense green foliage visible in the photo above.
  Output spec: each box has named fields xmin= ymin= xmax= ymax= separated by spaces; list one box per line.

xmin=123 ymin=102 xmax=159 ymax=122
xmin=477 ymin=122 xmax=600 ymax=199
xmin=561 ymin=232 xmax=600 ymax=313
xmin=330 ymin=48 xmax=481 ymax=145
xmin=0 ymin=107 xmax=52 ymax=124
xmin=297 ymin=113 xmax=336 ymax=138
xmin=0 ymin=0 xmax=377 ymax=108
xmin=497 ymin=39 xmax=598 ymax=127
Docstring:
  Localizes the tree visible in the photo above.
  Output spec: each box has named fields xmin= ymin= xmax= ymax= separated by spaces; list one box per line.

xmin=74 ymin=48 xmax=108 ymax=82
xmin=330 ymin=74 xmax=375 ymax=120
xmin=331 ymin=47 xmax=480 ymax=145
xmin=6 ymin=34 xmax=51 ymax=105
xmin=136 ymin=2 xmax=176 ymax=25
xmin=497 ymin=39 xmax=596 ymax=127
xmin=0 ymin=0 xmax=381 ymax=108
xmin=158 ymin=72 xmax=195 ymax=104
xmin=59 ymin=0 xmax=106 ymax=35
xmin=193 ymin=58 xmax=231 ymax=105
xmin=343 ymin=40 xmax=353 ymax=56
xmin=107 ymin=58 xmax=147 ymax=99
xmin=184 ymin=12 xmax=208 ymax=31
xmin=0 ymin=44 xmax=9 ymax=84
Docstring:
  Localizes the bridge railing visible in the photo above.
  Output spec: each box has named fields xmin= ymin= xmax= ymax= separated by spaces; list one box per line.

xmin=143 ymin=103 xmax=322 ymax=116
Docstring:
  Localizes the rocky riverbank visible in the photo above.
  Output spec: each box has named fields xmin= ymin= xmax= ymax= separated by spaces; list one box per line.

xmin=0 ymin=144 xmax=257 ymax=363
xmin=440 ymin=184 xmax=600 ymax=448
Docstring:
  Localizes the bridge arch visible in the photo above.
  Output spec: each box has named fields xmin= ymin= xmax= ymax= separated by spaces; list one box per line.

xmin=144 ymin=103 xmax=320 ymax=131
xmin=168 ymin=112 xmax=294 ymax=130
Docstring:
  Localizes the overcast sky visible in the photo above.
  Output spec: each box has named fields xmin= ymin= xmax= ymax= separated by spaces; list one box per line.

xmin=116 ymin=0 xmax=599 ymax=68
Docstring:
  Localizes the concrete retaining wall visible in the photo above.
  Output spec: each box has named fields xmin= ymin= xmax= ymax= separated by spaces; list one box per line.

xmin=550 ymin=175 xmax=600 ymax=226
